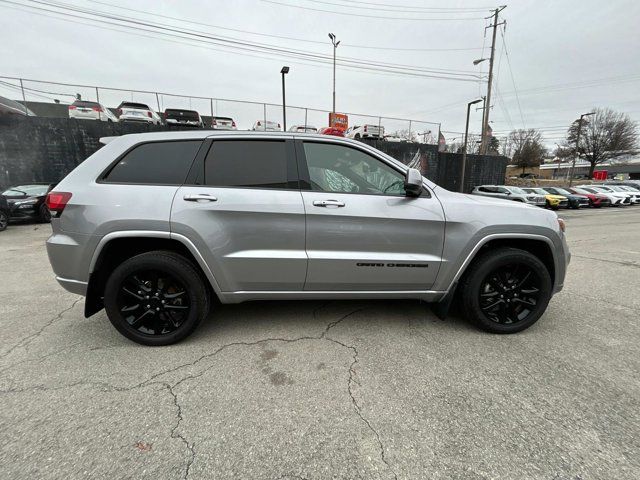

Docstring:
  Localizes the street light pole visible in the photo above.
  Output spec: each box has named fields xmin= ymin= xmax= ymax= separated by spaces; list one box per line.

xmin=328 ymin=33 xmax=340 ymax=113
xmin=280 ymin=66 xmax=289 ymax=131
xmin=568 ymin=112 xmax=594 ymax=187
xmin=462 ymin=99 xmax=484 ymax=192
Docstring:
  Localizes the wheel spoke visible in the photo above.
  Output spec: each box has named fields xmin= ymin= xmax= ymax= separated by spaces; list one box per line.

xmin=165 ymin=305 xmax=188 ymax=310
xmin=163 ymin=291 xmax=186 ymax=300
xmin=129 ymin=309 xmax=154 ymax=329
xmin=121 ymin=304 xmax=140 ymax=313
xmin=122 ymin=287 xmax=143 ymax=300
xmin=513 ymin=297 xmax=536 ymax=306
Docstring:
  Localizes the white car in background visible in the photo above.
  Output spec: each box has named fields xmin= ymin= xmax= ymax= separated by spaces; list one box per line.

xmin=252 ymin=120 xmax=281 ymax=131
xmin=68 ymin=100 xmax=118 ymax=122
xmin=576 ymin=185 xmax=631 ymax=206
xmin=593 ymin=184 xmax=640 ymax=204
xmin=116 ymin=102 xmax=162 ymax=125
xmin=211 ymin=116 xmax=237 ymax=130
xmin=288 ymin=125 xmax=317 ymax=133
xmin=345 ymin=124 xmax=385 ymax=139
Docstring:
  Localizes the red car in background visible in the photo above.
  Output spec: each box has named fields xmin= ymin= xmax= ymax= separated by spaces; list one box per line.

xmin=568 ymin=187 xmax=612 ymax=207
xmin=318 ymin=127 xmax=345 ymax=137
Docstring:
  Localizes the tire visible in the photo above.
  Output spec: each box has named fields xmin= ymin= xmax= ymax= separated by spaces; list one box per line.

xmin=103 ymin=251 xmax=210 ymax=346
xmin=38 ymin=204 xmax=51 ymax=223
xmin=460 ymin=247 xmax=552 ymax=334
xmin=0 ymin=211 xmax=8 ymax=232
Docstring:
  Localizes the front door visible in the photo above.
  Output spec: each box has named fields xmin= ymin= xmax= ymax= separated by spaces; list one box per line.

xmin=298 ymin=140 xmax=445 ymax=291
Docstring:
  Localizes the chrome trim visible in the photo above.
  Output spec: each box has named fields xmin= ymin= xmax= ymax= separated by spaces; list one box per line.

xmin=218 ymin=290 xmax=446 ymax=304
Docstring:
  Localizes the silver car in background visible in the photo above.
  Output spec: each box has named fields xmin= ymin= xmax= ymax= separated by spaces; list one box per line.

xmin=472 ymin=185 xmax=545 ymax=206
xmin=45 ymin=131 xmax=569 ymax=345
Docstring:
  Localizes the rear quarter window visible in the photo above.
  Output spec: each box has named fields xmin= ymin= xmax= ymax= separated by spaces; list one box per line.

xmin=102 ymin=140 xmax=202 ymax=185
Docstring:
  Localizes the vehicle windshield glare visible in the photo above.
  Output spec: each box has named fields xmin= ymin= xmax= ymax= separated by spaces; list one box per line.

xmin=3 ymin=185 xmax=49 ymax=196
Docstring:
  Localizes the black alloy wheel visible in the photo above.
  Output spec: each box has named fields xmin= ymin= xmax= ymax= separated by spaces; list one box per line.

xmin=117 ymin=270 xmax=191 ymax=336
xmin=104 ymin=251 xmax=210 ymax=345
xmin=478 ymin=263 xmax=542 ymax=325
xmin=460 ymin=247 xmax=552 ymax=333
xmin=0 ymin=211 xmax=8 ymax=231
xmin=39 ymin=204 xmax=52 ymax=223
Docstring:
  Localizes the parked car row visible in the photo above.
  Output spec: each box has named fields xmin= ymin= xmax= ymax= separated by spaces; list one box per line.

xmin=0 ymin=183 xmax=55 ymax=231
xmin=472 ymin=183 xmax=640 ymax=210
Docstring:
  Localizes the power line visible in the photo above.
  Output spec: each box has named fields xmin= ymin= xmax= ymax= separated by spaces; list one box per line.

xmin=260 ymin=0 xmax=485 ymax=21
xmin=289 ymin=0 xmax=492 ymax=14
xmin=303 ymin=0 xmax=496 ymax=12
xmin=5 ymin=0 xmax=484 ymax=82
xmin=500 ymin=25 xmax=525 ymax=128
xmin=84 ymin=0 xmax=483 ymax=52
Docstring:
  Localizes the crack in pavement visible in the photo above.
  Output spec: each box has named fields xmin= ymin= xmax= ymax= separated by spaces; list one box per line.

xmin=1 ymin=297 xmax=82 ymax=359
xmin=0 ymin=342 xmax=83 ymax=375
xmin=1 ymin=306 xmax=398 ymax=479
xmin=571 ymin=254 xmax=640 ymax=269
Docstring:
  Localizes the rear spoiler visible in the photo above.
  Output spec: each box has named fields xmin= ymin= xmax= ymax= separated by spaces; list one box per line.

xmin=99 ymin=136 xmax=117 ymax=145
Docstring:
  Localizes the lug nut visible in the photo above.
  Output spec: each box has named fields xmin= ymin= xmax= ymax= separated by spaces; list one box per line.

xmin=156 ymin=307 xmax=160 ymax=311
xmin=146 ymin=304 xmax=151 ymax=308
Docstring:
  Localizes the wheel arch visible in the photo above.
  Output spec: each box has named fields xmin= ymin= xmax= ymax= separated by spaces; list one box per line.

xmin=85 ymin=232 xmax=221 ymax=318
xmin=432 ymin=234 xmax=557 ymax=320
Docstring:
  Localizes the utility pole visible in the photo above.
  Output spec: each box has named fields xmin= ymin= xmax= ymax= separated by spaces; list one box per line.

xmin=568 ymin=112 xmax=594 ymax=187
xmin=479 ymin=6 xmax=506 ymax=155
xmin=328 ymin=33 xmax=340 ymax=113
xmin=462 ymin=99 xmax=483 ymax=192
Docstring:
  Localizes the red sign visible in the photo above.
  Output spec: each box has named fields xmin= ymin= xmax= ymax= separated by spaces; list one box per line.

xmin=329 ymin=112 xmax=348 ymax=131
xmin=593 ymin=170 xmax=608 ymax=180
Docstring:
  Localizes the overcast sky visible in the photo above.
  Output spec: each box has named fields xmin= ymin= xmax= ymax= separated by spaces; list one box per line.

xmin=2 ymin=0 xmax=639 ymax=146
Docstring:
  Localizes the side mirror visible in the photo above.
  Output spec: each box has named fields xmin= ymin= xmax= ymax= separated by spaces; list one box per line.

xmin=404 ymin=168 xmax=422 ymax=197
xmin=505 ymin=191 xmax=512 ymax=195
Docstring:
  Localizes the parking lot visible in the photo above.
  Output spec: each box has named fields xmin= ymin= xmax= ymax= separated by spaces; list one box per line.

xmin=0 ymin=207 xmax=638 ymax=480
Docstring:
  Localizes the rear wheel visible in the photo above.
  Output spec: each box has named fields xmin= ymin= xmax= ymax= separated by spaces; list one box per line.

xmin=0 ymin=211 xmax=8 ymax=231
xmin=104 ymin=251 xmax=210 ymax=346
xmin=460 ymin=247 xmax=552 ymax=333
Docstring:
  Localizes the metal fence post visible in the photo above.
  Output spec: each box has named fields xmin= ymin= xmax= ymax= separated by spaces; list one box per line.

xmin=408 ymin=120 xmax=412 ymax=141
xmin=304 ymin=108 xmax=308 ymax=129
xmin=95 ymin=87 xmax=100 ymax=105
xmin=263 ymin=103 xmax=267 ymax=127
xmin=19 ymin=78 xmax=28 ymax=115
xmin=210 ymin=98 xmax=214 ymax=118
xmin=378 ymin=116 xmax=381 ymax=134
xmin=155 ymin=92 xmax=161 ymax=114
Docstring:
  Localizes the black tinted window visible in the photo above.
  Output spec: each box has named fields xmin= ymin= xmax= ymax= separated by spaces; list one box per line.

xmin=204 ymin=140 xmax=289 ymax=189
xmin=104 ymin=141 xmax=201 ymax=184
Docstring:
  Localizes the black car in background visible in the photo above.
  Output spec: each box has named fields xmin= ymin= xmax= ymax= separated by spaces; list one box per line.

xmin=543 ymin=187 xmax=590 ymax=209
xmin=2 ymin=183 xmax=55 ymax=223
xmin=163 ymin=108 xmax=204 ymax=128
xmin=0 ymin=194 xmax=9 ymax=231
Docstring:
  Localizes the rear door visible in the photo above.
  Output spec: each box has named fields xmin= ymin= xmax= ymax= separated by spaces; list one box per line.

xmin=171 ymin=137 xmax=306 ymax=292
xmin=297 ymin=139 xmax=445 ymax=291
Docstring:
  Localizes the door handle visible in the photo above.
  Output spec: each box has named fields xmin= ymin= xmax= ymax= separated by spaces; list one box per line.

xmin=313 ymin=199 xmax=345 ymax=207
xmin=183 ymin=193 xmax=217 ymax=202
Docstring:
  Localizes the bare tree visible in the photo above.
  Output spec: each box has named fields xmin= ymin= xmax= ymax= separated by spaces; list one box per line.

xmin=506 ymin=129 xmax=547 ymax=173
xmin=565 ymin=107 xmax=638 ymax=178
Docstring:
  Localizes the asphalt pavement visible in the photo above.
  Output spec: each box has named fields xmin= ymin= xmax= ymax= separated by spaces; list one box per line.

xmin=1 ymin=207 xmax=639 ymax=479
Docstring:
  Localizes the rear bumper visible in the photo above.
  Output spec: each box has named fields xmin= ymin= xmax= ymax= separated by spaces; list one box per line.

xmin=56 ymin=277 xmax=88 ymax=295
xmin=46 ymin=227 xmax=100 ymax=296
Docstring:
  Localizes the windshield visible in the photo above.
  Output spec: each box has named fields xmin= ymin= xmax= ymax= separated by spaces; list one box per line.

xmin=3 ymin=185 xmax=49 ymax=196
xmin=552 ymin=188 xmax=572 ymax=195
xmin=508 ymin=187 xmax=527 ymax=194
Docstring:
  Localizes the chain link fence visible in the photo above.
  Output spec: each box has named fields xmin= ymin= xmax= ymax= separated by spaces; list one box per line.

xmin=0 ymin=76 xmax=441 ymax=141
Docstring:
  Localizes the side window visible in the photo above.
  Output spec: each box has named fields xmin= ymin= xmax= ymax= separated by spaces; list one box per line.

xmin=103 ymin=141 xmax=201 ymax=184
xmin=204 ymin=140 xmax=290 ymax=189
xmin=302 ymin=142 xmax=405 ymax=196
xmin=496 ymin=187 xmax=509 ymax=194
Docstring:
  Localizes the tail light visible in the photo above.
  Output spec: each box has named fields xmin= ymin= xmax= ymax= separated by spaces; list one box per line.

xmin=46 ymin=192 xmax=72 ymax=217
xmin=212 ymin=119 xmax=217 ymax=125
xmin=68 ymin=105 xmax=77 ymax=110
xmin=147 ymin=111 xmax=152 ymax=118
xmin=257 ymin=121 xmax=261 ymax=126
xmin=364 ymin=125 xmax=368 ymax=132
xmin=117 ymin=108 xmax=122 ymax=116
xmin=231 ymin=121 xmax=236 ymax=127
xmin=278 ymin=123 xmax=281 ymax=128
xmin=91 ymin=106 xmax=103 ymax=112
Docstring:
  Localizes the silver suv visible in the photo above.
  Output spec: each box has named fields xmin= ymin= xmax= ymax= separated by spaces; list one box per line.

xmin=472 ymin=185 xmax=545 ymax=206
xmin=46 ymin=132 xmax=570 ymax=345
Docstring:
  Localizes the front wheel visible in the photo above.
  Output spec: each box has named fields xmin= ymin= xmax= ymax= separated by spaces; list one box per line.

xmin=103 ymin=251 xmax=210 ymax=346
xmin=460 ymin=247 xmax=552 ymax=333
